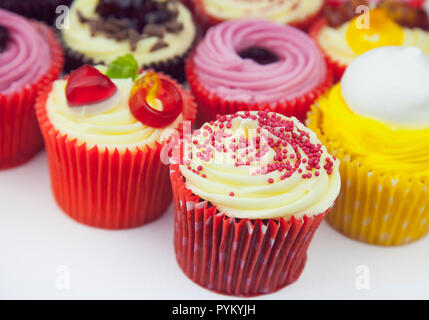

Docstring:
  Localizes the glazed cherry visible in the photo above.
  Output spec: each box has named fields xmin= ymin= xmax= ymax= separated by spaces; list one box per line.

xmin=129 ymin=72 xmax=183 ymax=128
xmin=66 ymin=65 xmax=118 ymax=107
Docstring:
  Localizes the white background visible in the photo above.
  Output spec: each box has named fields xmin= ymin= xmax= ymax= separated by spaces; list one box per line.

xmin=1 ymin=152 xmax=429 ymax=300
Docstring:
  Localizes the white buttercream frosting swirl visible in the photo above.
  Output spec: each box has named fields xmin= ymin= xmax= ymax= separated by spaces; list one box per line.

xmin=46 ymin=68 xmax=183 ymax=152
xmin=179 ymin=111 xmax=340 ymax=220
xmin=341 ymin=46 xmax=429 ymax=128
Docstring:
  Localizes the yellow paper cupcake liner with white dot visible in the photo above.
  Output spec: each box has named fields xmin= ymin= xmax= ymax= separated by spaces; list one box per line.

xmin=307 ymin=105 xmax=429 ymax=246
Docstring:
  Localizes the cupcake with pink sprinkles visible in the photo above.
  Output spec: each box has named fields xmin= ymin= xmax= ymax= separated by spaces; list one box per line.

xmin=186 ymin=19 xmax=333 ymax=125
xmin=170 ymin=111 xmax=341 ymax=296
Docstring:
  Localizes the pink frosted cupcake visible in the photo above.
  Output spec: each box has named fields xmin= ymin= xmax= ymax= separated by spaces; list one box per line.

xmin=186 ymin=19 xmax=332 ymax=126
xmin=0 ymin=9 xmax=63 ymax=169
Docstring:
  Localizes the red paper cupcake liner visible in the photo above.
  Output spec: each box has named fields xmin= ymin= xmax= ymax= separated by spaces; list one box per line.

xmin=0 ymin=21 xmax=64 ymax=170
xmin=186 ymin=51 xmax=333 ymax=127
xmin=170 ymin=164 xmax=331 ymax=296
xmin=309 ymin=18 xmax=348 ymax=82
xmin=35 ymin=74 xmax=197 ymax=230
xmin=192 ymin=0 xmax=322 ymax=32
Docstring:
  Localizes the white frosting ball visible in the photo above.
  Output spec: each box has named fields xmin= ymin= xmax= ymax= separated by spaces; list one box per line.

xmin=341 ymin=46 xmax=429 ymax=128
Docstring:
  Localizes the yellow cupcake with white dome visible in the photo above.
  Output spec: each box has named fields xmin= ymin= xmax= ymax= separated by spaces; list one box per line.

xmin=308 ymin=46 xmax=429 ymax=246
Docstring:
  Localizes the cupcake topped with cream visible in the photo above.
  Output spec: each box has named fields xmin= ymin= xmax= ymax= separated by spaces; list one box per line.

xmin=0 ymin=9 xmax=52 ymax=95
xmin=192 ymin=19 xmax=328 ymax=105
xmin=314 ymin=0 xmax=429 ymax=73
xmin=180 ymin=111 xmax=341 ymax=219
xmin=45 ymin=55 xmax=192 ymax=152
xmin=314 ymin=46 xmax=429 ymax=175
xmin=197 ymin=0 xmax=323 ymax=25
xmin=62 ymin=0 xmax=196 ymax=68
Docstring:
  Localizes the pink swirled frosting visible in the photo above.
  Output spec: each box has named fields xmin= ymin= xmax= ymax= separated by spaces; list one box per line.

xmin=193 ymin=19 xmax=327 ymax=104
xmin=0 ymin=9 xmax=51 ymax=95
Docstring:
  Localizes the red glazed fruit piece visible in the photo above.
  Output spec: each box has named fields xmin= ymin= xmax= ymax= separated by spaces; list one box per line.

xmin=66 ymin=65 xmax=118 ymax=107
xmin=129 ymin=72 xmax=183 ymax=128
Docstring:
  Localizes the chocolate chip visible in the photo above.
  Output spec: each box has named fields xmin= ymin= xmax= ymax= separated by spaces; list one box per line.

xmin=129 ymin=29 xmax=143 ymax=51
xmin=78 ymin=1 xmax=183 ymax=52
xmin=77 ymin=10 xmax=89 ymax=23
xmin=165 ymin=20 xmax=183 ymax=34
xmin=150 ymin=40 xmax=169 ymax=52
xmin=143 ymin=24 xmax=164 ymax=38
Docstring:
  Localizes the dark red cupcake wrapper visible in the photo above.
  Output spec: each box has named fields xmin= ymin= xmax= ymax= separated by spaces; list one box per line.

xmin=309 ymin=18 xmax=348 ymax=82
xmin=0 ymin=21 xmax=64 ymax=170
xmin=186 ymin=50 xmax=333 ymax=127
xmin=192 ymin=0 xmax=322 ymax=32
xmin=170 ymin=164 xmax=331 ymax=296
xmin=36 ymin=73 xmax=197 ymax=230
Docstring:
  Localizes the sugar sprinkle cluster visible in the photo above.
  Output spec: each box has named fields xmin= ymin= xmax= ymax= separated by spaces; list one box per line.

xmin=182 ymin=111 xmax=336 ymax=189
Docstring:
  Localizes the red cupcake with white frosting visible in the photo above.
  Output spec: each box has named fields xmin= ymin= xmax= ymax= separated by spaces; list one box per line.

xmin=170 ymin=110 xmax=341 ymax=296
xmin=186 ymin=19 xmax=332 ymax=126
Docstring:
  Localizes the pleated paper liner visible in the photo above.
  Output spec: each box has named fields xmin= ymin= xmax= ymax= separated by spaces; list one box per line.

xmin=35 ymin=74 xmax=197 ymax=230
xmin=170 ymin=164 xmax=332 ymax=297
xmin=192 ymin=0 xmax=323 ymax=32
xmin=307 ymin=105 xmax=429 ymax=246
xmin=309 ymin=18 xmax=347 ymax=83
xmin=58 ymin=27 xmax=198 ymax=83
xmin=0 ymin=21 xmax=64 ymax=170
xmin=186 ymin=51 xmax=333 ymax=127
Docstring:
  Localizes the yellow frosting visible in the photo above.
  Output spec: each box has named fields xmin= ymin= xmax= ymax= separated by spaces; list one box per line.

xmin=346 ymin=9 xmax=404 ymax=55
xmin=179 ymin=112 xmax=341 ymax=220
xmin=317 ymin=21 xmax=429 ymax=66
xmin=62 ymin=0 xmax=196 ymax=67
xmin=46 ymin=69 xmax=183 ymax=152
xmin=316 ymin=85 xmax=429 ymax=176
xmin=202 ymin=0 xmax=323 ymax=24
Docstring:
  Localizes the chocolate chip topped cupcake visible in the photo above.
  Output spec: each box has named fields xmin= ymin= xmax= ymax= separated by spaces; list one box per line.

xmin=61 ymin=0 xmax=197 ymax=82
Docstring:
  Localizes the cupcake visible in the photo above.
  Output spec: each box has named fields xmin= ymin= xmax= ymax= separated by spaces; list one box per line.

xmin=0 ymin=9 xmax=63 ymax=169
xmin=187 ymin=19 xmax=333 ymax=126
xmin=307 ymin=46 xmax=429 ymax=246
xmin=61 ymin=0 xmax=197 ymax=82
xmin=193 ymin=0 xmax=324 ymax=31
xmin=170 ymin=111 xmax=341 ymax=296
xmin=0 ymin=0 xmax=72 ymax=24
xmin=311 ymin=0 xmax=429 ymax=81
xmin=35 ymin=55 xmax=197 ymax=229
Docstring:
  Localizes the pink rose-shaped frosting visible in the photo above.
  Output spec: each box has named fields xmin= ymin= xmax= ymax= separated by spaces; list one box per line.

xmin=0 ymin=9 xmax=51 ymax=95
xmin=193 ymin=19 xmax=327 ymax=104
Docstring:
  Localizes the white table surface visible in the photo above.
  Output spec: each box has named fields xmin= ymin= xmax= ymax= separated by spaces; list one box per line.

xmin=0 ymin=151 xmax=428 ymax=300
